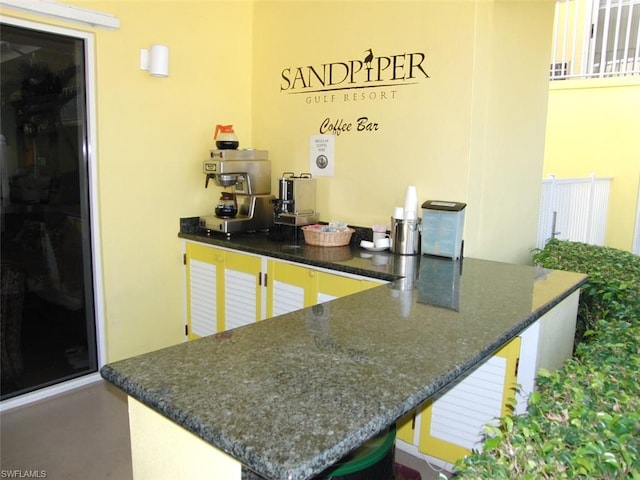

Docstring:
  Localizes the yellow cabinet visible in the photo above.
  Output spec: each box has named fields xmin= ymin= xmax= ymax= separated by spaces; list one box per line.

xmin=361 ymin=279 xmax=382 ymax=291
xmin=396 ymin=337 xmax=522 ymax=466
xmin=396 ymin=410 xmax=418 ymax=445
xmin=223 ymin=250 xmax=263 ymax=330
xmin=267 ymin=261 xmax=384 ymax=317
xmin=266 ymin=261 xmax=317 ymax=317
xmin=317 ymin=272 xmax=379 ymax=302
xmin=185 ymin=243 xmax=263 ymax=338
xmin=185 ymin=242 xmax=225 ymax=340
xmin=186 ymin=242 xmax=385 ymax=337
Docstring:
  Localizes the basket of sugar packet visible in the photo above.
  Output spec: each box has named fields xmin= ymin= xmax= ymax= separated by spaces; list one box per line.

xmin=301 ymin=222 xmax=354 ymax=247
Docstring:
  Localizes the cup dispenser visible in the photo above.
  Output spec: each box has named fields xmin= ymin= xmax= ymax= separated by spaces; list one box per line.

xmin=421 ymin=200 xmax=466 ymax=260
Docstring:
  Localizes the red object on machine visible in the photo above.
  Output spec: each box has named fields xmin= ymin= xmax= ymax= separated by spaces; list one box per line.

xmin=214 ymin=124 xmax=234 ymax=139
xmin=394 ymin=463 xmax=422 ymax=480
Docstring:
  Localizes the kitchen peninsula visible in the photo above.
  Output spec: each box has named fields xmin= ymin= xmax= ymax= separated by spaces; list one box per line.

xmin=100 ymin=222 xmax=587 ymax=480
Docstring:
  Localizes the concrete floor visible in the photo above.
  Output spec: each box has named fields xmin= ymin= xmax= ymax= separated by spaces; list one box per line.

xmin=1 ymin=381 xmax=449 ymax=479
xmin=0 ymin=381 xmax=132 ymax=480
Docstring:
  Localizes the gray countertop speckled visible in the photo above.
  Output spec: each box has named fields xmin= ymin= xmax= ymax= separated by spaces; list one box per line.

xmin=100 ymin=224 xmax=586 ymax=480
xmin=177 ymin=219 xmax=402 ymax=283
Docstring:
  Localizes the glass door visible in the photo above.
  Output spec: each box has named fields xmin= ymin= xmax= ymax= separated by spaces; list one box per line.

xmin=1 ymin=23 xmax=97 ymax=400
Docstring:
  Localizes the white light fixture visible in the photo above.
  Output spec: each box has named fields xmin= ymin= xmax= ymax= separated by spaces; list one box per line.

xmin=140 ymin=45 xmax=169 ymax=78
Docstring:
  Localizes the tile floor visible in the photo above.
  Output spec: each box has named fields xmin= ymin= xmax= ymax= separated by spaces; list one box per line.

xmin=1 ymin=381 xmax=450 ymax=479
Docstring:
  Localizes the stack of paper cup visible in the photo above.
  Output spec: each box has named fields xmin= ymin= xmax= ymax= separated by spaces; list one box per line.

xmin=404 ymin=186 xmax=418 ymax=220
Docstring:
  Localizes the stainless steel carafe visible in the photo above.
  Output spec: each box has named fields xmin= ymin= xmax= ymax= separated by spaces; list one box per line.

xmin=273 ymin=172 xmax=319 ymax=226
xmin=390 ymin=217 xmax=421 ymax=255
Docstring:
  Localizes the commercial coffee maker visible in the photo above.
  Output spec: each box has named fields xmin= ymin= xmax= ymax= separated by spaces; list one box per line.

xmin=199 ymin=149 xmax=274 ymax=235
xmin=272 ymin=172 xmax=319 ymax=226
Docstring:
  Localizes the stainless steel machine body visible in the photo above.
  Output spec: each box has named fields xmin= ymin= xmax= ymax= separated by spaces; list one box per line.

xmin=199 ymin=149 xmax=274 ymax=235
xmin=273 ymin=172 xmax=319 ymax=226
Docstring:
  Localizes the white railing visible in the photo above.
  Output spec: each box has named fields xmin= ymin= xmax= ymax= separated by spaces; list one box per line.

xmin=537 ymin=174 xmax=613 ymax=249
xmin=550 ymin=0 xmax=640 ymax=80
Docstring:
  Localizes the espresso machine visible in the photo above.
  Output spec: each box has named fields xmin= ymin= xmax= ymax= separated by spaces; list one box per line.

xmin=199 ymin=149 xmax=274 ymax=235
xmin=273 ymin=172 xmax=319 ymax=226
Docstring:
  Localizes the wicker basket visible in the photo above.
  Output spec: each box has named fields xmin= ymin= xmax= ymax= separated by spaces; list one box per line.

xmin=302 ymin=226 xmax=354 ymax=247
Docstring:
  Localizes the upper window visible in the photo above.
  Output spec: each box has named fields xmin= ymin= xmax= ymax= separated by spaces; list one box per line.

xmin=593 ymin=0 xmax=640 ymax=75
xmin=550 ymin=0 xmax=640 ymax=79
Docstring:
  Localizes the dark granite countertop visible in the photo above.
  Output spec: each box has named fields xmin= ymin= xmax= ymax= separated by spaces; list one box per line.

xmin=177 ymin=217 xmax=402 ymax=282
xmin=100 ymin=221 xmax=587 ymax=480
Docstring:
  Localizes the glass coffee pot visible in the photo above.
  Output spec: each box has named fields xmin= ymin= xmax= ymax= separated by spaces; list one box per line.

xmin=215 ymin=192 xmax=238 ymax=218
xmin=214 ymin=124 xmax=239 ymax=150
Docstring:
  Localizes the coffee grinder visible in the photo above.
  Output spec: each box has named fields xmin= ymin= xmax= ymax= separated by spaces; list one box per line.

xmin=199 ymin=149 xmax=275 ymax=235
xmin=273 ymin=172 xmax=319 ymax=227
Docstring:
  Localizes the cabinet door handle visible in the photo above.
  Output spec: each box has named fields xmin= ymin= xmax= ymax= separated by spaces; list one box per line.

xmin=264 ymin=273 xmax=268 ymax=287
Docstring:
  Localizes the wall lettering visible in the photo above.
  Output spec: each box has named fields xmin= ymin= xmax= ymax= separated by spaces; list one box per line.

xmin=305 ymin=90 xmax=397 ymax=105
xmin=282 ymin=51 xmax=429 ymax=92
xmin=319 ymin=117 xmax=379 ymax=135
xmin=282 ymin=47 xmax=430 ymax=104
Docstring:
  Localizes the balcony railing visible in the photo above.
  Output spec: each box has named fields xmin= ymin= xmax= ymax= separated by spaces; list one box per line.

xmin=550 ymin=0 xmax=640 ymax=80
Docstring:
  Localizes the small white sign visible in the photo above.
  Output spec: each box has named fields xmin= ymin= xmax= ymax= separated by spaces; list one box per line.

xmin=310 ymin=135 xmax=335 ymax=177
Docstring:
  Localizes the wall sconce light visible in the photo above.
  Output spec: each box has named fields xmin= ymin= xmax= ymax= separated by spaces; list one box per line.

xmin=140 ymin=44 xmax=169 ymax=77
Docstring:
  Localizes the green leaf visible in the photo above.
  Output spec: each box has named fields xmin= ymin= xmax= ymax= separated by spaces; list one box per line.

xmin=456 ymin=241 xmax=640 ymax=480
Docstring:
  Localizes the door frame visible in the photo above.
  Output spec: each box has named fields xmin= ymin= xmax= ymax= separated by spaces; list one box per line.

xmin=0 ymin=15 xmax=107 ymax=412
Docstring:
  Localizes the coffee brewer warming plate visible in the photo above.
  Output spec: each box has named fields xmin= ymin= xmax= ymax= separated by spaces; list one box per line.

xmin=199 ymin=149 xmax=274 ymax=235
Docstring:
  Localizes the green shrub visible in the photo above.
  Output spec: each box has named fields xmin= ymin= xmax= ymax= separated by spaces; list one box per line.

xmin=531 ymin=239 xmax=639 ymax=344
xmin=453 ymin=240 xmax=640 ymax=479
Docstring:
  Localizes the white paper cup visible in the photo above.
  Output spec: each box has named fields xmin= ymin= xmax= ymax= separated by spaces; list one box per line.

xmin=393 ymin=206 xmax=404 ymax=219
xmin=404 ymin=186 xmax=418 ymax=220
xmin=373 ymin=232 xmax=389 ymax=242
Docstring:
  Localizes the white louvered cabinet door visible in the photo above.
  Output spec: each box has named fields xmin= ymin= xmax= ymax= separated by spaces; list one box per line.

xmin=272 ymin=280 xmax=305 ymax=316
xmin=317 ymin=292 xmax=337 ymax=304
xmin=225 ymin=268 xmax=258 ymax=330
xmin=190 ymin=259 xmax=218 ymax=337
xmin=267 ymin=260 xmax=317 ymax=317
xmin=418 ymin=337 xmax=521 ymax=464
xmin=185 ymin=242 xmax=225 ymax=341
xmin=222 ymin=250 xmax=263 ymax=330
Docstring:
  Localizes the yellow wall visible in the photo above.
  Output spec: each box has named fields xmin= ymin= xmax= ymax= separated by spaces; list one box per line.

xmin=544 ymin=78 xmax=640 ymax=251
xmin=1 ymin=0 xmax=556 ymax=362
xmin=467 ymin=1 xmax=555 ymax=260
xmin=90 ymin=1 xmax=254 ymax=362
xmin=252 ymin=1 xmax=555 ymax=264
xmin=1 ymin=1 xmax=255 ymax=362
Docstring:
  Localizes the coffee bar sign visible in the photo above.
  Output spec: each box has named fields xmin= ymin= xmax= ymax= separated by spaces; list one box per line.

xmin=280 ymin=48 xmax=430 ymax=137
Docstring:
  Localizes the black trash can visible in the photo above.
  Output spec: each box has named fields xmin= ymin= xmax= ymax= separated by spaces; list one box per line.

xmin=325 ymin=426 xmax=396 ymax=480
